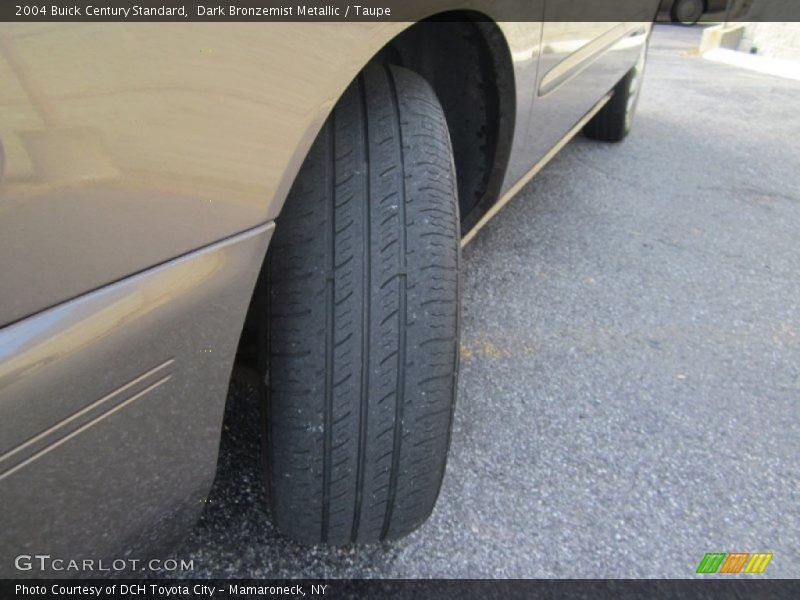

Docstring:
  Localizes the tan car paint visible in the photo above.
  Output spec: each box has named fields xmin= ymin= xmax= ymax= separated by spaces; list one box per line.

xmin=0 ymin=22 xmax=405 ymax=325
xmin=0 ymin=224 xmax=273 ymax=575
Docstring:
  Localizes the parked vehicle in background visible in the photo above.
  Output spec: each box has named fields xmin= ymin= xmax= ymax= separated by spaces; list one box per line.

xmin=0 ymin=1 xmax=659 ymax=572
xmin=659 ymin=0 xmax=730 ymax=24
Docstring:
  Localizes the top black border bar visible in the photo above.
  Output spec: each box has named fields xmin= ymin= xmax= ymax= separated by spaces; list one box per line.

xmin=2 ymin=0 xmax=800 ymax=23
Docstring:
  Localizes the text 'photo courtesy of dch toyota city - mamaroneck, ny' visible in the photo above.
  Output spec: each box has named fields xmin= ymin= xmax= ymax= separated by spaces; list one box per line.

xmin=0 ymin=0 xmax=798 ymax=598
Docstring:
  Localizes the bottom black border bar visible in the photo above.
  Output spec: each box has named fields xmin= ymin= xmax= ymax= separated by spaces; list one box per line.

xmin=2 ymin=579 xmax=799 ymax=600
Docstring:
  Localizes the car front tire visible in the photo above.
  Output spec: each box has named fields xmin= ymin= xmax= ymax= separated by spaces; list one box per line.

xmin=264 ymin=64 xmax=461 ymax=545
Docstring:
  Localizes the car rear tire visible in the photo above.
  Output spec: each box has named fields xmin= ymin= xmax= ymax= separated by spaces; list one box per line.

xmin=264 ymin=64 xmax=461 ymax=545
xmin=583 ymin=44 xmax=647 ymax=143
xmin=671 ymin=0 xmax=704 ymax=25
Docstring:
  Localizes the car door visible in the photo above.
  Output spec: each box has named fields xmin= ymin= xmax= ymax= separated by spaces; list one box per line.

xmin=517 ymin=0 xmax=655 ymax=171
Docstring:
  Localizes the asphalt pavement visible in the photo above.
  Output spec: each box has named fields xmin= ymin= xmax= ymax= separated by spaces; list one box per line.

xmin=170 ymin=24 xmax=800 ymax=578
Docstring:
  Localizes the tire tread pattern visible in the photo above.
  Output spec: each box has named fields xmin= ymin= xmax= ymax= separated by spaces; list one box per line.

xmin=267 ymin=64 xmax=460 ymax=545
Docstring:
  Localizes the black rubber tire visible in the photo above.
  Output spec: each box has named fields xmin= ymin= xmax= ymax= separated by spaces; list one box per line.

xmin=671 ymin=0 xmax=704 ymax=25
xmin=583 ymin=46 xmax=647 ymax=143
xmin=265 ymin=64 xmax=460 ymax=545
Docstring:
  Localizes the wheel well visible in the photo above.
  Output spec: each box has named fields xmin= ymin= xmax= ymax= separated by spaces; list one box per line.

xmin=235 ymin=12 xmax=515 ymax=369
xmin=374 ymin=12 xmax=515 ymax=229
